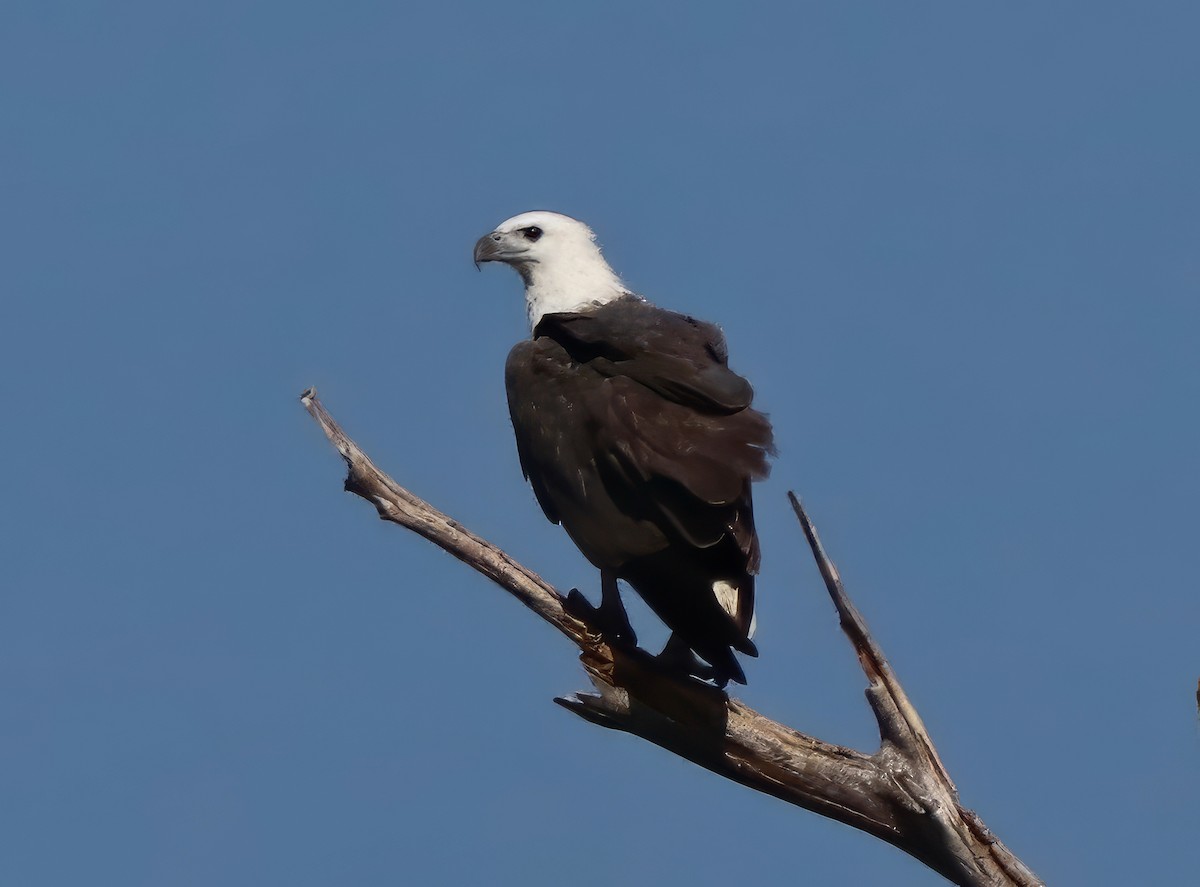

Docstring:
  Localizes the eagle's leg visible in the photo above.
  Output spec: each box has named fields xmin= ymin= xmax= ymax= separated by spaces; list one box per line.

xmin=599 ymin=570 xmax=637 ymax=645
xmin=564 ymin=570 xmax=637 ymax=646
xmin=657 ymin=632 xmax=721 ymax=686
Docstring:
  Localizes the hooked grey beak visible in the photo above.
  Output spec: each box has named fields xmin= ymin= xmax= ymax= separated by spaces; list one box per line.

xmin=473 ymin=232 xmax=503 ymax=271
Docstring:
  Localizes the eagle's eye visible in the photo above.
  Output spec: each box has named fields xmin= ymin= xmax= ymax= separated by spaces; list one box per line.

xmin=522 ymin=226 xmax=543 ymax=242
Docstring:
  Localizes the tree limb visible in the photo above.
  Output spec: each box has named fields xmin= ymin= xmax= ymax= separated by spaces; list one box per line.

xmin=300 ymin=387 xmax=1044 ymax=887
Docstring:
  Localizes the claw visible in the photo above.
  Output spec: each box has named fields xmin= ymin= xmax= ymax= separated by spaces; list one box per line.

xmin=564 ymin=588 xmax=637 ymax=646
xmin=658 ymin=633 xmax=724 ymax=686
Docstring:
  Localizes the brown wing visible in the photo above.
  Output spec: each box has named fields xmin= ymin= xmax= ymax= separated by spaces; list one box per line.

xmin=505 ymin=337 xmax=670 ymax=569
xmin=506 ymin=298 xmax=774 ymax=679
xmin=535 ymin=305 xmax=757 ymax=414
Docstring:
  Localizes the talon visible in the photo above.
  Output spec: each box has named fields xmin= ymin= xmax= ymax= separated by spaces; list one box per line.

xmin=658 ymin=634 xmax=724 ymax=685
xmin=564 ymin=588 xmax=637 ymax=646
xmin=565 ymin=589 xmax=599 ymax=621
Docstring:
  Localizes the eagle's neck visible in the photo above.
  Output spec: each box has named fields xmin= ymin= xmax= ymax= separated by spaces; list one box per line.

xmin=521 ymin=251 xmax=628 ymax=330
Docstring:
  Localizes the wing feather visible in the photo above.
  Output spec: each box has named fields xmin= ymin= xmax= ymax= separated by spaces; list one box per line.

xmin=507 ymin=297 xmax=775 ymax=681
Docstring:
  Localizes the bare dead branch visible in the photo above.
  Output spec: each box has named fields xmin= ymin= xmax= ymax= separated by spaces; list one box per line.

xmin=301 ymin=387 xmax=1044 ymax=887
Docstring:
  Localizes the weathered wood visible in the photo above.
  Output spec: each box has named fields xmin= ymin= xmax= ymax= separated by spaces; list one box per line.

xmin=301 ymin=387 xmax=1044 ymax=887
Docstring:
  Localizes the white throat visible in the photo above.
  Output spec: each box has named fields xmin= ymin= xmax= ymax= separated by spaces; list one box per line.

xmin=523 ymin=251 xmax=628 ymax=329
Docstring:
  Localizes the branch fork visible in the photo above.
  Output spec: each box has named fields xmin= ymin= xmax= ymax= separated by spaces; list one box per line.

xmin=300 ymin=387 xmax=1043 ymax=887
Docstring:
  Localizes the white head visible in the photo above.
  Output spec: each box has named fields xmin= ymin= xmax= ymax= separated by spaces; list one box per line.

xmin=473 ymin=211 xmax=632 ymax=329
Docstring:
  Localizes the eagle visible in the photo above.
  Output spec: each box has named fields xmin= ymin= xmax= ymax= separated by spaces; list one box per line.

xmin=474 ymin=211 xmax=774 ymax=686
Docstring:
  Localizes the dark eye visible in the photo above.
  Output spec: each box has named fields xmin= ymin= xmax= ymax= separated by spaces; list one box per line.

xmin=522 ymin=226 xmax=543 ymax=242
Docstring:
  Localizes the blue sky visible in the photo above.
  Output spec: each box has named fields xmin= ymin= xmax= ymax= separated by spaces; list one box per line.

xmin=3 ymin=3 xmax=1198 ymax=884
